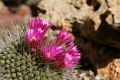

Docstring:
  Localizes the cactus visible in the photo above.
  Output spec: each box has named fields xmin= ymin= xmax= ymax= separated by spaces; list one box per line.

xmin=0 ymin=20 xmax=64 ymax=80
xmin=0 ymin=22 xmax=60 ymax=80
xmin=0 ymin=18 xmax=104 ymax=80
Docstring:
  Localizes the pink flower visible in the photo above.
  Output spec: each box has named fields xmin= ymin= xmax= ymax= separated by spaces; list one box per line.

xmin=55 ymin=53 xmax=73 ymax=69
xmin=67 ymin=42 xmax=81 ymax=63
xmin=56 ymin=30 xmax=73 ymax=45
xmin=55 ymin=42 xmax=81 ymax=69
xmin=42 ymin=45 xmax=64 ymax=60
xmin=26 ymin=28 xmax=45 ymax=44
xmin=26 ymin=18 xmax=81 ymax=69
xmin=63 ymin=53 xmax=74 ymax=68
xmin=28 ymin=18 xmax=51 ymax=34
xmin=26 ymin=18 xmax=51 ymax=45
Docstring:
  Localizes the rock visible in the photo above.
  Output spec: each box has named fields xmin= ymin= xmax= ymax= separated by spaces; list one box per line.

xmin=1 ymin=0 xmax=40 ymax=17
xmin=37 ymin=0 xmax=87 ymax=31
xmin=37 ymin=0 xmax=109 ymax=31
xmin=95 ymin=75 xmax=105 ymax=80
xmin=106 ymin=0 xmax=120 ymax=7
xmin=80 ymin=10 xmax=120 ymax=48
xmin=0 ymin=3 xmax=31 ymax=29
xmin=109 ymin=6 xmax=120 ymax=24
xmin=26 ymin=0 xmax=41 ymax=5
xmin=109 ymin=59 xmax=120 ymax=80
xmin=0 ymin=1 xmax=4 ymax=10
xmin=37 ymin=0 xmax=120 ymax=36
xmin=77 ymin=33 xmax=120 ymax=79
xmin=98 ymin=59 xmax=120 ymax=80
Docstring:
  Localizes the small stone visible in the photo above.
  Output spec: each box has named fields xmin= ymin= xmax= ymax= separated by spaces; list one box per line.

xmin=80 ymin=73 xmax=87 ymax=78
xmin=95 ymin=75 xmax=102 ymax=80
xmin=89 ymin=71 xmax=94 ymax=76
xmin=83 ymin=76 xmax=90 ymax=80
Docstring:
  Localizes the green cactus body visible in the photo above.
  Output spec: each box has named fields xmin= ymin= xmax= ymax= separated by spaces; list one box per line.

xmin=0 ymin=24 xmax=63 ymax=80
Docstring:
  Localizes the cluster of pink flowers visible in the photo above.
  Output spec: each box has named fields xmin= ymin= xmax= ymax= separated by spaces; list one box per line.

xmin=26 ymin=18 xmax=81 ymax=69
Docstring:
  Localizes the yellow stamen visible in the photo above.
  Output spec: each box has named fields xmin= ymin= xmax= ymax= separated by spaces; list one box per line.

xmin=64 ymin=60 xmax=68 ymax=64
xmin=32 ymin=36 xmax=36 ymax=40
xmin=47 ymin=52 xmax=51 ymax=57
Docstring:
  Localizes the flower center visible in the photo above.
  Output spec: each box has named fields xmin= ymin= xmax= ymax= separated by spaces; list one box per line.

xmin=64 ymin=60 xmax=68 ymax=64
xmin=31 ymin=36 xmax=36 ymax=41
xmin=46 ymin=52 xmax=51 ymax=58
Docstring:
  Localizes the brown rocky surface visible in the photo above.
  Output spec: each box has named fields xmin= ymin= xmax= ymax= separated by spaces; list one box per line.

xmin=0 ymin=2 xmax=31 ymax=29
xmin=37 ymin=0 xmax=109 ymax=31
xmin=37 ymin=0 xmax=87 ymax=31
xmin=98 ymin=59 xmax=120 ymax=80
xmin=37 ymin=0 xmax=120 ymax=32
